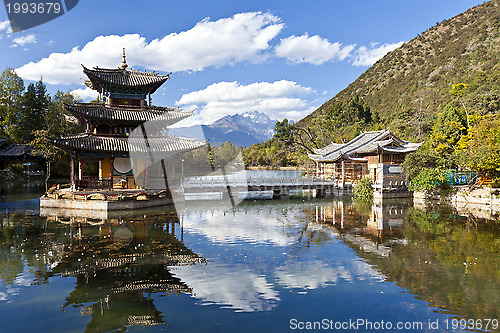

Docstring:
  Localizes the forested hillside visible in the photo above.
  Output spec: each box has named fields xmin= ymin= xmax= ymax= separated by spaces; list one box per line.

xmin=244 ymin=0 xmax=500 ymax=180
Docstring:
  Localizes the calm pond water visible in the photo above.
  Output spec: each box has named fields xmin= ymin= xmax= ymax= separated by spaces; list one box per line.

xmin=0 ymin=187 xmax=499 ymax=332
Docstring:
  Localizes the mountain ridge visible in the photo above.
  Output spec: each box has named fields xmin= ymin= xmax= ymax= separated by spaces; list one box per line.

xmin=170 ymin=111 xmax=275 ymax=147
xmin=243 ymin=0 xmax=500 ymax=166
xmin=300 ymin=0 xmax=500 ymax=139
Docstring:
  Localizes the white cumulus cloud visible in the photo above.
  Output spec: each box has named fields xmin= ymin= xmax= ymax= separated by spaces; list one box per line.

xmin=70 ymin=87 xmax=98 ymax=100
xmin=172 ymin=264 xmax=279 ymax=312
xmin=175 ymin=80 xmax=315 ymax=126
xmin=352 ymin=41 xmax=404 ymax=67
xmin=11 ymin=34 xmax=36 ymax=47
xmin=275 ymin=34 xmax=355 ymax=65
xmin=16 ymin=12 xmax=283 ymax=85
xmin=0 ymin=20 xmax=12 ymax=37
xmin=0 ymin=20 xmax=10 ymax=32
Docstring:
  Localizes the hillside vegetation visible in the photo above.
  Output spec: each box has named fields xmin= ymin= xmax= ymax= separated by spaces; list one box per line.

xmin=244 ymin=0 xmax=500 ymax=184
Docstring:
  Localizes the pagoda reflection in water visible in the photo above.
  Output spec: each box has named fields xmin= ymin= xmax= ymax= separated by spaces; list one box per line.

xmin=43 ymin=212 xmax=205 ymax=332
xmin=310 ymin=199 xmax=410 ymax=237
xmin=304 ymin=198 xmax=411 ymax=257
xmin=1 ymin=199 xmax=498 ymax=331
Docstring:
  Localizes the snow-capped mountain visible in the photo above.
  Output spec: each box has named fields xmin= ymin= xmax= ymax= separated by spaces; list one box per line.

xmin=169 ymin=111 xmax=276 ymax=147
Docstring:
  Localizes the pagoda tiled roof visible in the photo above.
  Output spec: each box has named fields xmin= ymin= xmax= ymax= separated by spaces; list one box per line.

xmin=308 ymin=130 xmax=422 ymax=162
xmin=51 ymin=133 xmax=206 ymax=154
xmin=66 ymin=103 xmax=193 ymax=126
xmin=83 ymin=65 xmax=170 ymax=93
xmin=0 ymin=144 xmax=42 ymax=158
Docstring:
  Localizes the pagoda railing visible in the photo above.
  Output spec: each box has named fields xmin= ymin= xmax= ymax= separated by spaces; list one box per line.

xmin=77 ymin=177 xmax=113 ymax=189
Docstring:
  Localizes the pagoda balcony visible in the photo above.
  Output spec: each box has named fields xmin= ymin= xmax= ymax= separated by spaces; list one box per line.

xmin=105 ymin=103 xmax=146 ymax=110
xmin=77 ymin=177 xmax=113 ymax=190
xmin=75 ymin=176 xmax=181 ymax=191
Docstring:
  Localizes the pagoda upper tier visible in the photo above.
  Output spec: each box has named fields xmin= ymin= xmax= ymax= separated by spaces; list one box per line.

xmin=66 ymin=103 xmax=193 ymax=127
xmin=83 ymin=65 xmax=170 ymax=96
xmin=53 ymin=49 xmax=205 ymax=160
xmin=51 ymin=133 xmax=206 ymax=158
xmin=82 ymin=48 xmax=171 ymax=106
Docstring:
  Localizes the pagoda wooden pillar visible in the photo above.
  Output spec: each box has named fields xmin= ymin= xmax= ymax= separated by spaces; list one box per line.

xmin=144 ymin=162 xmax=149 ymax=189
xmin=171 ymin=160 xmax=175 ymax=182
xmin=341 ymin=160 xmax=345 ymax=188
xmin=70 ymin=154 xmax=75 ymax=189
xmin=160 ymin=159 xmax=169 ymax=190
xmin=110 ymin=158 xmax=114 ymax=188
xmin=78 ymin=160 xmax=83 ymax=180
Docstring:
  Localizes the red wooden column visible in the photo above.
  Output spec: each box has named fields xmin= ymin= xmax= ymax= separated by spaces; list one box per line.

xmin=110 ymin=158 xmax=114 ymax=188
xmin=341 ymin=159 xmax=345 ymax=188
xmin=70 ymin=154 xmax=75 ymax=189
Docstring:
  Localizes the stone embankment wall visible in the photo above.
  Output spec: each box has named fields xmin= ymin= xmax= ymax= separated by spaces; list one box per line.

xmin=414 ymin=187 xmax=500 ymax=220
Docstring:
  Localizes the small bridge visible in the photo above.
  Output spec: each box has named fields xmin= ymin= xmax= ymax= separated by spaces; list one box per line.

xmin=181 ymin=177 xmax=346 ymax=199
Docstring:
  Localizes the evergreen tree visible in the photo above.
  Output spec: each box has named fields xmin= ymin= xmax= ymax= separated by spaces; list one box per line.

xmin=6 ymin=80 xmax=49 ymax=143
xmin=0 ymin=68 xmax=24 ymax=138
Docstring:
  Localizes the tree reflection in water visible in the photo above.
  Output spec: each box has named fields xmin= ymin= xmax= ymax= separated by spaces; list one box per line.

xmin=0 ymin=199 xmax=499 ymax=332
xmin=0 ymin=212 xmax=205 ymax=332
xmin=307 ymin=199 xmax=500 ymax=321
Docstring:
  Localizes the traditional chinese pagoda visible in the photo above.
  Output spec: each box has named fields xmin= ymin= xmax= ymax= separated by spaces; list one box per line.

xmin=308 ymin=130 xmax=422 ymax=197
xmin=49 ymin=49 xmax=205 ymax=192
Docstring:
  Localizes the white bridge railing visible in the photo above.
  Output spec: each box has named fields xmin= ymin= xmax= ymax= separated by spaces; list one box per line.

xmin=182 ymin=177 xmax=334 ymax=189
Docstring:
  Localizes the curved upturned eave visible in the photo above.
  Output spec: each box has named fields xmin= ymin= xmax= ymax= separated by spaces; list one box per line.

xmin=82 ymin=65 xmax=170 ymax=94
xmin=50 ymin=133 xmax=206 ymax=155
xmin=64 ymin=103 xmax=193 ymax=127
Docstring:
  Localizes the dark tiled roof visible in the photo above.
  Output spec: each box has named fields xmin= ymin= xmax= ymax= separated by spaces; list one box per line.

xmin=308 ymin=130 xmax=422 ymax=162
xmin=51 ymin=133 xmax=206 ymax=154
xmin=0 ymin=138 xmax=9 ymax=148
xmin=355 ymin=138 xmax=401 ymax=154
xmin=66 ymin=103 xmax=193 ymax=126
xmin=0 ymin=144 xmax=36 ymax=157
xmin=83 ymin=66 xmax=170 ymax=94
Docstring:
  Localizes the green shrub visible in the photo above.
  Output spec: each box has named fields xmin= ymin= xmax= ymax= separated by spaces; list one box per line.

xmin=354 ymin=176 xmax=374 ymax=199
xmin=7 ymin=163 xmax=24 ymax=175
xmin=402 ymin=150 xmax=438 ymax=182
xmin=408 ymin=168 xmax=448 ymax=192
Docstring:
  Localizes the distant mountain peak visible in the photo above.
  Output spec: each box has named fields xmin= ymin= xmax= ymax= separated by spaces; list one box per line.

xmin=169 ymin=110 xmax=276 ymax=147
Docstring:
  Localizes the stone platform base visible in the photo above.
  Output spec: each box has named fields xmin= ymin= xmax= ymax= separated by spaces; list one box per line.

xmin=40 ymin=195 xmax=176 ymax=220
xmin=40 ymin=195 xmax=174 ymax=211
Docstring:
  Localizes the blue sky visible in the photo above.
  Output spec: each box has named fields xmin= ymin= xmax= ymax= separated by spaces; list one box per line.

xmin=0 ymin=0 xmax=484 ymax=126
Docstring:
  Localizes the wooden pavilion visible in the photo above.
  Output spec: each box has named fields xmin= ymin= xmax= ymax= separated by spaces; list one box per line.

xmin=308 ymin=130 xmax=422 ymax=193
xmin=50 ymin=49 xmax=205 ymax=191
